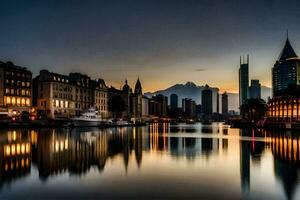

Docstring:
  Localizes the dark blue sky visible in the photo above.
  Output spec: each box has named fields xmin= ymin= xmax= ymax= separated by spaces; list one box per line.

xmin=1 ymin=0 xmax=300 ymax=92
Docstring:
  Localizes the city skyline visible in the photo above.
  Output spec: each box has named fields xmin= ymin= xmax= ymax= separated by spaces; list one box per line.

xmin=2 ymin=0 xmax=300 ymax=92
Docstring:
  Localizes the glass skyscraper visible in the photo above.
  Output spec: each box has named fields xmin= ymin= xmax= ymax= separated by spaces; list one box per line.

xmin=272 ymin=36 xmax=300 ymax=97
xmin=239 ymin=55 xmax=249 ymax=106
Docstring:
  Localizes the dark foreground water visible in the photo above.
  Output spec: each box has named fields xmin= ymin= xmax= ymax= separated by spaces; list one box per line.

xmin=0 ymin=123 xmax=299 ymax=200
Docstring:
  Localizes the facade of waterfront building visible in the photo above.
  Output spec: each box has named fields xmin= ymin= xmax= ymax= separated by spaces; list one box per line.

xmin=202 ymin=85 xmax=213 ymax=114
xmin=272 ymin=37 xmax=300 ymax=97
xmin=267 ymin=95 xmax=300 ymax=122
xmin=170 ymin=93 xmax=178 ymax=109
xmin=239 ymin=55 xmax=249 ymax=106
xmin=34 ymin=70 xmax=108 ymax=119
xmin=69 ymin=73 xmax=94 ymax=116
xmin=0 ymin=61 xmax=32 ymax=117
xmin=34 ymin=70 xmax=75 ymax=118
xmin=222 ymin=92 xmax=228 ymax=115
xmin=249 ymin=80 xmax=261 ymax=99
xmin=91 ymin=79 xmax=108 ymax=118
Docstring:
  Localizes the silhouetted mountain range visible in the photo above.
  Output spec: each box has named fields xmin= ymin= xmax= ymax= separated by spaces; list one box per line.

xmin=145 ymin=82 xmax=272 ymax=112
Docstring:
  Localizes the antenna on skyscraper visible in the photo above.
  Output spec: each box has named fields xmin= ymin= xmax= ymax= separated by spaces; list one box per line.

xmin=287 ymin=29 xmax=289 ymax=39
xmin=247 ymin=54 xmax=249 ymax=64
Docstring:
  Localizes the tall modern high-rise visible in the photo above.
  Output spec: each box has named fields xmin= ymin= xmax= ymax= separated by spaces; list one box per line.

xmin=249 ymin=80 xmax=261 ymax=99
xmin=182 ymin=98 xmax=196 ymax=118
xmin=202 ymin=85 xmax=213 ymax=115
xmin=222 ymin=92 xmax=228 ymax=115
xmin=239 ymin=55 xmax=249 ymax=106
xmin=272 ymin=35 xmax=300 ymax=97
xmin=170 ymin=93 xmax=178 ymax=109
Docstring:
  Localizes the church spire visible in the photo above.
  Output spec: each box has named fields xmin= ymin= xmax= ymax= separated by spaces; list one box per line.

xmin=134 ymin=77 xmax=142 ymax=94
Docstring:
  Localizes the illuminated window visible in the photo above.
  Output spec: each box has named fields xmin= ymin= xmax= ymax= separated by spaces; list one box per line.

xmin=17 ymin=98 xmax=21 ymax=106
xmin=6 ymin=97 xmax=11 ymax=105
xmin=26 ymin=143 xmax=30 ymax=153
xmin=10 ymin=89 xmax=14 ymax=95
xmin=5 ymin=145 xmax=10 ymax=156
xmin=11 ymin=97 xmax=16 ymax=105
xmin=55 ymin=100 xmax=59 ymax=107
xmin=21 ymin=98 xmax=25 ymax=106
xmin=65 ymin=101 xmax=68 ymax=108
xmin=26 ymin=98 xmax=30 ymax=106
xmin=5 ymin=88 xmax=10 ymax=94
xmin=60 ymin=100 xmax=64 ymax=108
xmin=16 ymin=144 xmax=20 ymax=154
xmin=11 ymin=144 xmax=15 ymax=155
xmin=21 ymin=144 xmax=25 ymax=154
xmin=21 ymin=89 xmax=25 ymax=95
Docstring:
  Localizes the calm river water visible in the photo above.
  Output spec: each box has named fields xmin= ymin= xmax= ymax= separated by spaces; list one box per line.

xmin=0 ymin=123 xmax=299 ymax=199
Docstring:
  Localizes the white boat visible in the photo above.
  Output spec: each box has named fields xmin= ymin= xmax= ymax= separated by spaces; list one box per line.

xmin=72 ymin=108 xmax=104 ymax=127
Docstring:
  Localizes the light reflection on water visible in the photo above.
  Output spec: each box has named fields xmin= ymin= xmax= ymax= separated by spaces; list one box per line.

xmin=0 ymin=123 xmax=299 ymax=199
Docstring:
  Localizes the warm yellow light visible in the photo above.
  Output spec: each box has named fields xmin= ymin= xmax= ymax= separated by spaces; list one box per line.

xmin=16 ymin=144 xmax=20 ymax=155
xmin=11 ymin=144 xmax=15 ymax=155
xmin=55 ymin=141 xmax=59 ymax=152
xmin=26 ymin=143 xmax=30 ymax=153
xmin=21 ymin=144 xmax=25 ymax=154
xmin=5 ymin=145 xmax=10 ymax=156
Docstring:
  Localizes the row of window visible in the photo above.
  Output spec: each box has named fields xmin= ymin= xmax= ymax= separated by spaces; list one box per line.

xmin=5 ymin=71 xmax=31 ymax=79
xmin=5 ymin=88 xmax=31 ymax=96
xmin=5 ymin=80 xmax=31 ymax=87
xmin=3 ymin=143 xmax=31 ymax=157
xmin=52 ymin=99 xmax=69 ymax=108
xmin=75 ymin=95 xmax=92 ymax=101
xmin=96 ymin=105 xmax=107 ymax=111
xmin=4 ymin=96 xmax=31 ymax=107
xmin=52 ymin=83 xmax=72 ymax=92
xmin=95 ymin=91 xmax=106 ymax=98
xmin=53 ymin=76 xmax=69 ymax=83
xmin=53 ymin=93 xmax=73 ymax=100
xmin=95 ymin=99 xmax=106 ymax=104
xmin=75 ymin=103 xmax=92 ymax=109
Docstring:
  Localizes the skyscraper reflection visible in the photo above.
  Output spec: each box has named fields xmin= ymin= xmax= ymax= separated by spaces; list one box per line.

xmin=270 ymin=133 xmax=300 ymax=200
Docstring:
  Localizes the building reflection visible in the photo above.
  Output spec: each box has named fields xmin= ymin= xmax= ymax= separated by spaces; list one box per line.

xmin=0 ymin=130 xmax=31 ymax=188
xmin=270 ymin=133 xmax=300 ymax=200
xmin=239 ymin=129 xmax=300 ymax=200
xmin=239 ymin=129 xmax=266 ymax=196
xmin=0 ymin=125 xmax=299 ymax=200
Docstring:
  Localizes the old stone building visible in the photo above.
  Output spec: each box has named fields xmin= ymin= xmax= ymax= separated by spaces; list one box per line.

xmin=0 ymin=61 xmax=32 ymax=117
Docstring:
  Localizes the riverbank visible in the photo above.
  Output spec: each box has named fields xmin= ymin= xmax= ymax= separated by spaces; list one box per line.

xmin=0 ymin=119 xmax=146 ymax=129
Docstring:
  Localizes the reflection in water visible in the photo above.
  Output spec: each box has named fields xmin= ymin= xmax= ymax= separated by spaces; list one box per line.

xmin=270 ymin=133 xmax=300 ymax=200
xmin=0 ymin=124 xmax=299 ymax=199
xmin=0 ymin=130 xmax=31 ymax=188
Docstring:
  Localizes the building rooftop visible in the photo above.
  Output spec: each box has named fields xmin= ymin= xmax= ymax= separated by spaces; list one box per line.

xmin=278 ymin=38 xmax=298 ymax=62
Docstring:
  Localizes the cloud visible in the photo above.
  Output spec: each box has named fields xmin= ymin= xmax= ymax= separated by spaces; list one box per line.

xmin=194 ymin=68 xmax=206 ymax=72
